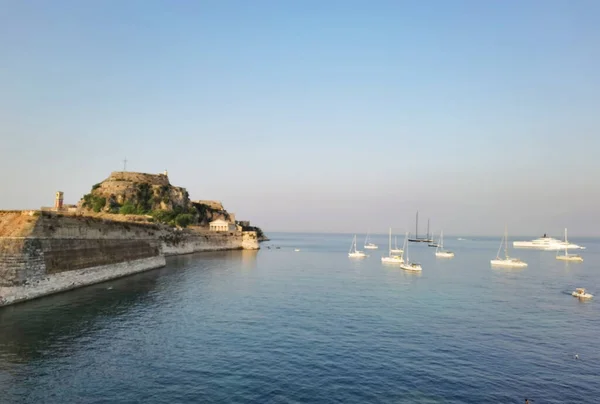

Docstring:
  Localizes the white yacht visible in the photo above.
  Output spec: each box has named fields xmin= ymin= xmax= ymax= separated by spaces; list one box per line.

xmin=364 ymin=230 xmax=378 ymax=249
xmin=491 ymin=227 xmax=528 ymax=268
xmin=572 ymin=288 xmax=593 ymax=299
xmin=435 ymin=231 xmax=454 ymax=258
xmin=513 ymin=233 xmax=584 ymax=250
xmin=348 ymin=235 xmax=367 ymax=258
xmin=556 ymin=228 xmax=583 ymax=262
xmin=399 ymin=232 xmax=422 ymax=271
xmin=382 ymin=228 xmax=404 ymax=264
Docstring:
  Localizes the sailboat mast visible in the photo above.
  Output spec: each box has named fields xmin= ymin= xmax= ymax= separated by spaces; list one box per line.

xmin=565 ymin=228 xmax=568 ymax=256
xmin=415 ymin=211 xmax=419 ymax=238
xmin=427 ymin=219 xmax=430 ymax=239
xmin=504 ymin=226 xmax=508 ymax=259
xmin=388 ymin=227 xmax=391 ymax=255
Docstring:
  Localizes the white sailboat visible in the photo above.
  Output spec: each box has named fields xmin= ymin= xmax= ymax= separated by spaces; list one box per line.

xmin=382 ymin=228 xmax=404 ymax=264
xmin=556 ymin=228 xmax=583 ymax=262
xmin=491 ymin=227 xmax=527 ymax=268
xmin=435 ymin=231 xmax=454 ymax=258
xmin=390 ymin=235 xmax=403 ymax=254
xmin=348 ymin=235 xmax=367 ymax=258
xmin=364 ymin=230 xmax=378 ymax=249
xmin=400 ymin=232 xmax=422 ymax=271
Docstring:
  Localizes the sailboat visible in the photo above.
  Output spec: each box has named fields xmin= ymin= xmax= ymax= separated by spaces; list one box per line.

xmin=428 ymin=232 xmax=439 ymax=247
xmin=556 ymin=228 xmax=583 ymax=262
xmin=408 ymin=211 xmax=433 ymax=243
xmin=400 ymin=232 xmax=423 ymax=271
xmin=364 ymin=230 xmax=378 ymax=249
xmin=382 ymin=228 xmax=404 ymax=264
xmin=490 ymin=227 xmax=527 ymax=268
xmin=390 ymin=235 xmax=403 ymax=254
xmin=435 ymin=231 xmax=454 ymax=258
xmin=348 ymin=235 xmax=367 ymax=258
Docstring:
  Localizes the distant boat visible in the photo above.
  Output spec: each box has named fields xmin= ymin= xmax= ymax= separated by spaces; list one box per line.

xmin=572 ymin=288 xmax=593 ymax=299
xmin=513 ymin=233 xmax=584 ymax=250
xmin=428 ymin=232 xmax=439 ymax=248
xmin=390 ymin=235 xmax=403 ymax=254
xmin=435 ymin=231 xmax=454 ymax=258
xmin=490 ymin=227 xmax=527 ymax=268
xmin=382 ymin=228 xmax=404 ymax=264
xmin=556 ymin=228 xmax=583 ymax=262
xmin=294 ymin=249 xmax=300 ymax=252
xmin=348 ymin=235 xmax=367 ymax=258
xmin=408 ymin=211 xmax=432 ymax=243
xmin=364 ymin=230 xmax=378 ymax=249
xmin=400 ymin=232 xmax=422 ymax=271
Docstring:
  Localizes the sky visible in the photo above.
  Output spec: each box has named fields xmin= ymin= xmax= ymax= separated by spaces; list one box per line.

xmin=1 ymin=0 xmax=599 ymax=236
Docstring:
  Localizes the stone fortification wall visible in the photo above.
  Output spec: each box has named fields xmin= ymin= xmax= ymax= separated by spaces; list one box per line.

xmin=0 ymin=256 xmax=165 ymax=306
xmin=160 ymin=229 xmax=259 ymax=256
xmin=0 ymin=211 xmax=259 ymax=304
xmin=107 ymin=171 xmax=170 ymax=185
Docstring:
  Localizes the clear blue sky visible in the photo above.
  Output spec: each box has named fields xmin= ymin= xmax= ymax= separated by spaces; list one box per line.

xmin=1 ymin=1 xmax=599 ymax=236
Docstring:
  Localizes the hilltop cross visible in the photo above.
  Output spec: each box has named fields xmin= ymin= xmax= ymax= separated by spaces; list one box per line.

xmin=123 ymin=158 xmax=127 ymax=171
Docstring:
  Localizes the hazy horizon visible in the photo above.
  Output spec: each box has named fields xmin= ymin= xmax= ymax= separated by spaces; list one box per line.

xmin=1 ymin=1 xmax=599 ymax=236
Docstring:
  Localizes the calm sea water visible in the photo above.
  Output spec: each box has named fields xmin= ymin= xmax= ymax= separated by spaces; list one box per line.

xmin=1 ymin=233 xmax=598 ymax=403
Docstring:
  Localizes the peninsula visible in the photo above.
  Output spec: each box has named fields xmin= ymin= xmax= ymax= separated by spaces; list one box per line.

xmin=0 ymin=171 xmax=265 ymax=306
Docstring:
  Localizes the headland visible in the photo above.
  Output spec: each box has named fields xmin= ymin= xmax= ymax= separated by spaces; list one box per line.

xmin=0 ymin=171 xmax=265 ymax=306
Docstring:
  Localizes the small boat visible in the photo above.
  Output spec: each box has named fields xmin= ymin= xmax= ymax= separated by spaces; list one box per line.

xmin=556 ymin=228 xmax=583 ymax=262
xmin=348 ymin=235 xmax=367 ymax=258
xmin=428 ymin=231 xmax=439 ymax=247
xmin=408 ymin=211 xmax=433 ymax=243
xmin=400 ymin=232 xmax=422 ymax=271
xmin=364 ymin=230 xmax=378 ymax=249
xmin=382 ymin=228 xmax=404 ymax=264
xmin=390 ymin=235 xmax=403 ymax=254
xmin=435 ymin=231 xmax=454 ymax=258
xmin=294 ymin=249 xmax=300 ymax=252
xmin=491 ymin=227 xmax=527 ymax=268
xmin=572 ymin=288 xmax=593 ymax=299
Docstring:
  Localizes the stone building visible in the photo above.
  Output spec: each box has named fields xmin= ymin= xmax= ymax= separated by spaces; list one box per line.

xmin=209 ymin=219 xmax=236 ymax=232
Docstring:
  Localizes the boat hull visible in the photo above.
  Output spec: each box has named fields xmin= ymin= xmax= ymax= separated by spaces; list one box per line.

xmin=436 ymin=251 xmax=454 ymax=258
xmin=381 ymin=256 xmax=403 ymax=264
xmin=390 ymin=249 xmax=403 ymax=254
xmin=557 ymin=255 xmax=583 ymax=262
xmin=348 ymin=252 xmax=367 ymax=258
xmin=490 ymin=259 xmax=528 ymax=268
xmin=400 ymin=263 xmax=422 ymax=271
xmin=572 ymin=292 xmax=593 ymax=299
xmin=513 ymin=241 xmax=584 ymax=250
xmin=408 ymin=238 xmax=432 ymax=243
xmin=364 ymin=245 xmax=378 ymax=249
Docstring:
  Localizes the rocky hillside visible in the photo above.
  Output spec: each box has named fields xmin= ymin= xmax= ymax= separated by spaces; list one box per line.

xmin=78 ymin=172 xmax=243 ymax=230
xmin=80 ymin=172 xmax=190 ymax=214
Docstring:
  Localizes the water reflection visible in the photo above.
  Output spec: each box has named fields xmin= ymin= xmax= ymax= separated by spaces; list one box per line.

xmin=0 ymin=267 xmax=167 ymax=364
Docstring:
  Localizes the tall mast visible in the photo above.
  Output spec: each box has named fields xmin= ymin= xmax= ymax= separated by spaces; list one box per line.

xmin=565 ymin=228 xmax=568 ymax=255
xmin=504 ymin=225 xmax=508 ymax=259
xmin=415 ymin=211 xmax=419 ymax=238
xmin=427 ymin=219 xmax=430 ymax=239
xmin=388 ymin=227 xmax=391 ymax=255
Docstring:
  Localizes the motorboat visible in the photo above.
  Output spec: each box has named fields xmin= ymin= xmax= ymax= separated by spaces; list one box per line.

xmin=513 ymin=233 xmax=584 ymax=250
xmin=572 ymin=288 xmax=593 ymax=299
xmin=491 ymin=227 xmax=528 ymax=268
xmin=348 ymin=235 xmax=367 ymax=258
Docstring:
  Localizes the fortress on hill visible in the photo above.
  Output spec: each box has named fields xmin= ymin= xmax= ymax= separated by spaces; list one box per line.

xmin=0 ymin=170 xmax=264 ymax=307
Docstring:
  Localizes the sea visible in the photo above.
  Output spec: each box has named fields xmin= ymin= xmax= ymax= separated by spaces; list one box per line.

xmin=1 ymin=233 xmax=598 ymax=404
